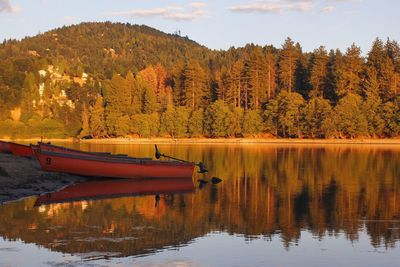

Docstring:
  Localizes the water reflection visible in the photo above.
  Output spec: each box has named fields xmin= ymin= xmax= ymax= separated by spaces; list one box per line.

xmin=34 ymin=178 xmax=195 ymax=206
xmin=0 ymin=144 xmax=399 ymax=261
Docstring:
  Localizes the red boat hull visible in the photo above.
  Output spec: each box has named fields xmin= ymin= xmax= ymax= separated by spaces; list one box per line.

xmin=38 ymin=143 xmax=144 ymax=159
xmin=34 ymin=150 xmax=195 ymax=179
xmin=0 ymin=141 xmax=11 ymax=153
xmin=8 ymin=142 xmax=34 ymax=157
xmin=34 ymin=178 xmax=195 ymax=206
xmin=39 ymin=142 xmax=110 ymax=156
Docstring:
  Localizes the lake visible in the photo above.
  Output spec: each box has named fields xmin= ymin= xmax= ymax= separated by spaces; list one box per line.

xmin=1 ymin=143 xmax=400 ymax=267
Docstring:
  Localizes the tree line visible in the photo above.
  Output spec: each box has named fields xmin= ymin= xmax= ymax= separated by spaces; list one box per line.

xmin=0 ymin=22 xmax=399 ymax=138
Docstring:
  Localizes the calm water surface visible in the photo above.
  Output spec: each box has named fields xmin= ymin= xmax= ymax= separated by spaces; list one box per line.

xmin=1 ymin=144 xmax=400 ymax=267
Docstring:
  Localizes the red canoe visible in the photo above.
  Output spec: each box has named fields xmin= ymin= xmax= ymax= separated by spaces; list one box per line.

xmin=0 ymin=141 xmax=11 ymax=153
xmin=38 ymin=142 xmax=145 ymax=159
xmin=8 ymin=142 xmax=34 ymax=157
xmin=34 ymin=149 xmax=195 ymax=179
xmin=34 ymin=178 xmax=195 ymax=206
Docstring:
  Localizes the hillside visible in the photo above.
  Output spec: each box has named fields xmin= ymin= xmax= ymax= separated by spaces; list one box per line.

xmin=0 ymin=22 xmax=399 ymax=139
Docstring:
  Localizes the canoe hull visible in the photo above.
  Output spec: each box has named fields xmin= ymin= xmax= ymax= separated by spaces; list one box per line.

xmin=0 ymin=141 xmax=11 ymax=153
xmin=8 ymin=142 xmax=34 ymax=157
xmin=38 ymin=142 xmax=144 ymax=159
xmin=35 ymin=150 xmax=195 ymax=179
xmin=39 ymin=142 xmax=110 ymax=156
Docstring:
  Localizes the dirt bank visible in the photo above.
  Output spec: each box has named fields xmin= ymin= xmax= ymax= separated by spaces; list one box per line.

xmin=0 ymin=153 xmax=86 ymax=203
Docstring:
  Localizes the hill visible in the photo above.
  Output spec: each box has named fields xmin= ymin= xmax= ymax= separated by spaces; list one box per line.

xmin=0 ymin=22 xmax=399 ymax=139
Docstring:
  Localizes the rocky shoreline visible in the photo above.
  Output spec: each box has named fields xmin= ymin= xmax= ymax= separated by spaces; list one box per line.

xmin=0 ymin=153 xmax=86 ymax=203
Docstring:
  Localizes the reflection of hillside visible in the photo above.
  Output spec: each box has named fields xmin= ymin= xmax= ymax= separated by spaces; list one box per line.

xmin=0 ymin=146 xmax=399 ymax=257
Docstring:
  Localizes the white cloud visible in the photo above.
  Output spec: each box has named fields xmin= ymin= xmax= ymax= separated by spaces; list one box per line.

xmin=228 ymin=0 xmax=314 ymax=14
xmin=321 ymin=5 xmax=335 ymax=13
xmin=104 ymin=3 xmax=207 ymax=21
xmin=189 ymin=2 xmax=208 ymax=8
xmin=0 ymin=0 xmax=19 ymax=13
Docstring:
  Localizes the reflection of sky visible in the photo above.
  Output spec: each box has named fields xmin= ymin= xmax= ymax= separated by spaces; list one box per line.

xmin=1 ymin=231 xmax=400 ymax=267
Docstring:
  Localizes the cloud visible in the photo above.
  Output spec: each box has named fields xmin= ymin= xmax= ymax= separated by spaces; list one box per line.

xmin=321 ymin=5 xmax=335 ymax=13
xmin=104 ymin=3 xmax=207 ymax=21
xmin=0 ymin=0 xmax=19 ymax=13
xmin=228 ymin=0 xmax=314 ymax=14
xmin=189 ymin=2 xmax=208 ymax=8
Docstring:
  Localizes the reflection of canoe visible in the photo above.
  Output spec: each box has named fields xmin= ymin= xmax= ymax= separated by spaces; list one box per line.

xmin=8 ymin=142 xmax=34 ymax=157
xmin=34 ymin=149 xmax=195 ymax=179
xmin=0 ymin=141 xmax=11 ymax=153
xmin=34 ymin=178 xmax=195 ymax=206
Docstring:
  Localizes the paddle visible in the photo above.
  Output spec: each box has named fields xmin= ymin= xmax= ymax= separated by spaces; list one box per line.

xmin=154 ymin=144 xmax=223 ymax=189
xmin=155 ymin=144 xmax=208 ymax=173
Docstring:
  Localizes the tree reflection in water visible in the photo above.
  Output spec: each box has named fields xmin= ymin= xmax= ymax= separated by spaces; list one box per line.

xmin=0 ymin=144 xmax=399 ymax=258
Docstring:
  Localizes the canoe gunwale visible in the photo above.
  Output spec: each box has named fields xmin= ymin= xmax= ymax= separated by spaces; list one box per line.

xmin=37 ymin=150 xmax=195 ymax=166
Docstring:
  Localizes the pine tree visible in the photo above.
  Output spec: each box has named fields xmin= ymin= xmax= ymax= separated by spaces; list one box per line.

xmin=265 ymin=49 xmax=277 ymax=100
xmin=181 ymin=60 xmax=207 ymax=110
xmin=188 ymin=109 xmax=203 ymax=137
xmin=242 ymin=109 xmax=263 ymax=136
xmin=90 ymin=96 xmax=106 ymax=137
xmin=334 ymin=93 xmax=368 ymax=138
xmin=104 ymin=74 xmax=131 ymax=136
xmin=278 ymin=38 xmax=300 ymax=93
xmin=309 ymin=46 xmax=328 ymax=98
xmin=159 ymin=106 xmax=175 ymax=137
xmin=276 ymin=91 xmax=305 ymax=137
xmin=362 ymin=67 xmax=384 ymax=136
xmin=301 ymin=97 xmax=332 ymax=138
xmin=228 ymin=60 xmax=244 ymax=108
xmin=79 ymin=104 xmax=90 ymax=137
xmin=204 ymin=100 xmax=230 ymax=137
xmin=245 ymin=46 xmax=265 ymax=109
xmin=337 ymin=43 xmax=364 ymax=96
xmin=264 ymin=99 xmax=279 ymax=136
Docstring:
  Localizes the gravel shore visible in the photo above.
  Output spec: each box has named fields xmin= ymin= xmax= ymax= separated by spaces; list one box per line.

xmin=0 ymin=153 xmax=86 ymax=203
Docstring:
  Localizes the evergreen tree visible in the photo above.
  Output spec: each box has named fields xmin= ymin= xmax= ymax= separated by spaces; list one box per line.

xmin=276 ymin=91 xmax=305 ymax=137
xmin=301 ymin=97 xmax=332 ymax=138
xmin=337 ymin=43 xmax=364 ymax=96
xmin=204 ymin=100 xmax=230 ymax=137
xmin=380 ymin=98 xmax=400 ymax=137
xmin=362 ymin=67 xmax=385 ymax=136
xmin=264 ymin=99 xmax=279 ymax=136
xmin=333 ymin=93 xmax=368 ymax=138
xmin=245 ymin=46 xmax=266 ymax=109
xmin=309 ymin=46 xmax=328 ymax=98
xmin=142 ymin=82 xmax=158 ymax=114
xmin=227 ymin=60 xmax=244 ymax=108
xmin=242 ymin=110 xmax=263 ymax=136
xmin=159 ymin=106 xmax=175 ymax=137
xmin=90 ymin=96 xmax=106 ymax=137
xmin=278 ymin=38 xmax=299 ymax=93
xmin=188 ymin=108 xmax=203 ymax=137
xmin=181 ymin=60 xmax=207 ymax=110
xmin=265 ymin=50 xmax=277 ymax=100
xmin=104 ymin=74 xmax=131 ymax=136
xmin=79 ymin=104 xmax=90 ymax=137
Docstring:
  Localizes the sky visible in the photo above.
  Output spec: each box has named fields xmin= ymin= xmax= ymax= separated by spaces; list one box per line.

xmin=0 ymin=0 xmax=399 ymax=54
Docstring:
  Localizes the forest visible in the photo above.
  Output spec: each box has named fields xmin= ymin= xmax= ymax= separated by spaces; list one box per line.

xmin=0 ymin=22 xmax=399 ymax=139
